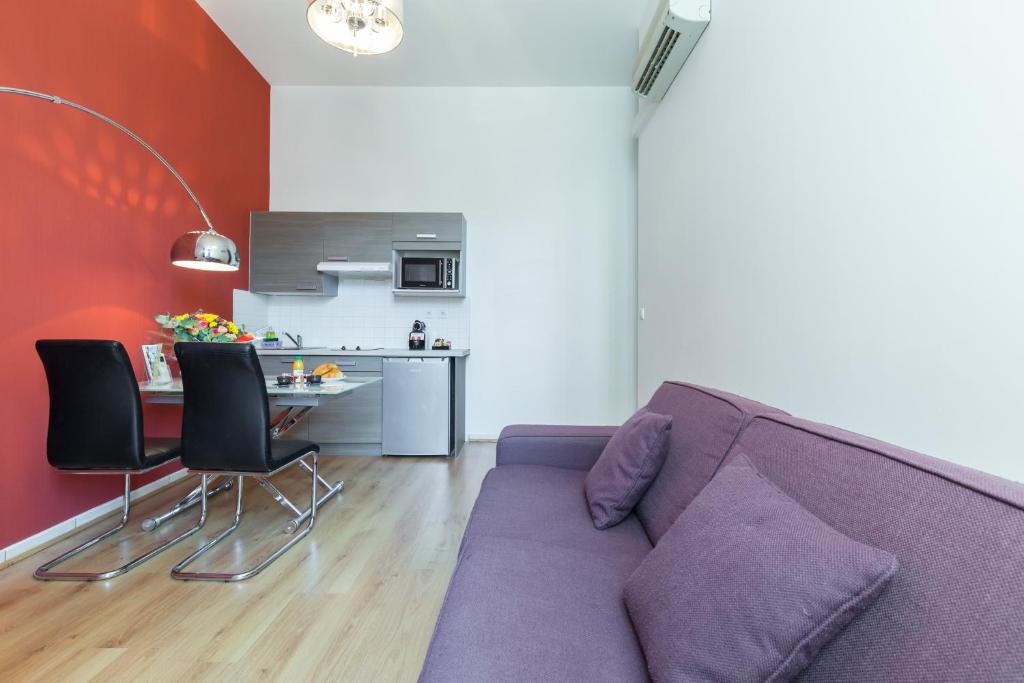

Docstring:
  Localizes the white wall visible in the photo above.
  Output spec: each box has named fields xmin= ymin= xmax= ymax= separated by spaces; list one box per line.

xmin=272 ymin=87 xmax=637 ymax=437
xmin=638 ymin=1 xmax=1024 ymax=481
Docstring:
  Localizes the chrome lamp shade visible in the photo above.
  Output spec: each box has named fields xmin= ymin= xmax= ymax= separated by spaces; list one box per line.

xmin=171 ymin=230 xmax=240 ymax=272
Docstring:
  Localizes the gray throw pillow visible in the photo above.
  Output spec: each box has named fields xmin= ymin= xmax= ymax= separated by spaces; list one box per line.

xmin=623 ymin=454 xmax=899 ymax=683
xmin=585 ymin=408 xmax=672 ymax=529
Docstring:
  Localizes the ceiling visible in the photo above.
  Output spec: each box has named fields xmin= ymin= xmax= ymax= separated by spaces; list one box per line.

xmin=196 ymin=0 xmax=643 ymax=87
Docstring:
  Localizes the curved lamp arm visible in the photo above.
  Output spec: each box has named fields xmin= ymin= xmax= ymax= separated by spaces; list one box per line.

xmin=0 ymin=86 xmax=238 ymax=271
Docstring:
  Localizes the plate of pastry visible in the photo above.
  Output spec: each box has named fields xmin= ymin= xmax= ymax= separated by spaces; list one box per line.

xmin=311 ymin=362 xmax=345 ymax=382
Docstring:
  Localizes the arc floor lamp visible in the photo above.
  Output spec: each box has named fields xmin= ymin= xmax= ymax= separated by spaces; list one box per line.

xmin=0 ymin=86 xmax=239 ymax=272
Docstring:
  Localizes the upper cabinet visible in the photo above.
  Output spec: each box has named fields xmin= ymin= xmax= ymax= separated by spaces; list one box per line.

xmin=392 ymin=213 xmax=466 ymax=247
xmin=248 ymin=211 xmax=467 ymax=297
xmin=323 ymin=213 xmax=393 ymax=263
xmin=249 ymin=212 xmax=336 ymax=296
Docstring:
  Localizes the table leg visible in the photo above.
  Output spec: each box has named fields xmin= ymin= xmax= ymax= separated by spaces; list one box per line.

xmin=269 ymin=406 xmax=314 ymax=438
xmin=141 ymin=476 xmax=234 ymax=531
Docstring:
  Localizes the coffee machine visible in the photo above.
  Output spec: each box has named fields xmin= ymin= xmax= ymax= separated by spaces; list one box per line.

xmin=409 ymin=320 xmax=426 ymax=350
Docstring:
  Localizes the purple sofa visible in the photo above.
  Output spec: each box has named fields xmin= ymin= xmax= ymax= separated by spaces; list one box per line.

xmin=419 ymin=382 xmax=1024 ymax=682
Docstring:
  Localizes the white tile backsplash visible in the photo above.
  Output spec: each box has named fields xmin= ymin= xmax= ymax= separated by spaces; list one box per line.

xmin=232 ymin=282 xmax=469 ymax=349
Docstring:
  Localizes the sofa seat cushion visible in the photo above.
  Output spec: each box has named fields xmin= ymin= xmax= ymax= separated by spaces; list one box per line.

xmin=462 ymin=465 xmax=654 ymax=561
xmin=419 ymin=536 xmax=650 ymax=683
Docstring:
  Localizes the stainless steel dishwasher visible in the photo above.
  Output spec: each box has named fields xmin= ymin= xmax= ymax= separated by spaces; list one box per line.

xmin=382 ymin=357 xmax=452 ymax=456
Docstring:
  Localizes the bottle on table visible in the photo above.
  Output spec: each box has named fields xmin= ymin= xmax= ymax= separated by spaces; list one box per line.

xmin=292 ymin=355 xmax=305 ymax=384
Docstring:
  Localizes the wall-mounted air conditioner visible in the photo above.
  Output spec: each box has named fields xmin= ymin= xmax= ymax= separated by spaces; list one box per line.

xmin=632 ymin=0 xmax=711 ymax=102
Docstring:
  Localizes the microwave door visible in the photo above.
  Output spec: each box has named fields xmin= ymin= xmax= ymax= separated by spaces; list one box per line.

xmin=403 ymin=258 xmax=440 ymax=288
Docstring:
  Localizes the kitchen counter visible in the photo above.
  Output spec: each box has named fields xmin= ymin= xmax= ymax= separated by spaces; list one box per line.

xmin=256 ymin=347 xmax=470 ymax=358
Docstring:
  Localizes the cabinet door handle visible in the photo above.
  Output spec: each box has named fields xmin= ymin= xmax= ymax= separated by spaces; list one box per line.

xmin=281 ymin=360 xmax=358 ymax=366
xmin=326 ymin=256 xmax=349 ymax=261
xmin=415 ymin=233 xmax=438 ymax=239
xmin=294 ymin=283 xmax=319 ymax=291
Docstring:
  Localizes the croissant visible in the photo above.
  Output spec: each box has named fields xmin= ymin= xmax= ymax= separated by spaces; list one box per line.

xmin=312 ymin=362 xmax=343 ymax=378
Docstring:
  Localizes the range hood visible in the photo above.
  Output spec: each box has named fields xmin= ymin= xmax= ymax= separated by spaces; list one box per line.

xmin=317 ymin=260 xmax=392 ymax=279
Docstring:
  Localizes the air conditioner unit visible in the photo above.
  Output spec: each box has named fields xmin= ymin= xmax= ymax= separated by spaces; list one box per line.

xmin=632 ymin=0 xmax=711 ymax=102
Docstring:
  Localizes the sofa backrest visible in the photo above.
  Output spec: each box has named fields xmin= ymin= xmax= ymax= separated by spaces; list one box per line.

xmin=727 ymin=413 xmax=1024 ymax=681
xmin=636 ymin=382 xmax=787 ymax=543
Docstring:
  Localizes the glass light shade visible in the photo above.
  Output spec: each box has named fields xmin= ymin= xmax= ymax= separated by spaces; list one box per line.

xmin=171 ymin=230 xmax=240 ymax=271
xmin=307 ymin=0 xmax=404 ymax=56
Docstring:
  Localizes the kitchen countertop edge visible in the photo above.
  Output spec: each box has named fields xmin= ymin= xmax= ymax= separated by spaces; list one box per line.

xmin=255 ymin=348 xmax=470 ymax=358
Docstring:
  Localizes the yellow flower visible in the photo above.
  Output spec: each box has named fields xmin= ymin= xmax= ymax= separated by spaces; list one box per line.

xmin=227 ymin=323 xmax=239 ymax=335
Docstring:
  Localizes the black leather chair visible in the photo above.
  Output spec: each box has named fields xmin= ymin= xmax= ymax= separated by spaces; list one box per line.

xmin=34 ymin=340 xmax=205 ymax=580
xmin=170 ymin=342 xmax=332 ymax=581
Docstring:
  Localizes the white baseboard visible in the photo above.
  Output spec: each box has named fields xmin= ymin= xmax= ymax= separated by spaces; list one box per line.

xmin=0 ymin=469 xmax=190 ymax=565
xmin=468 ymin=434 xmax=499 ymax=442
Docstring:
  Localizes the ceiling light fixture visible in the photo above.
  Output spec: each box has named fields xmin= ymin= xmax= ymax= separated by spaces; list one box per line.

xmin=0 ymin=86 xmax=240 ymax=272
xmin=307 ymin=0 xmax=404 ymax=56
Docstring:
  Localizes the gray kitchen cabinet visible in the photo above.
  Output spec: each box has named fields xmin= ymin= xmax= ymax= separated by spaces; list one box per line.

xmin=392 ymin=213 xmax=465 ymax=244
xmin=323 ymin=213 xmax=393 ymax=263
xmin=308 ymin=371 xmax=383 ymax=446
xmin=253 ymin=350 xmax=465 ymax=458
xmin=259 ymin=354 xmax=382 ymax=375
xmin=249 ymin=212 xmax=336 ymax=295
xmin=257 ymin=353 xmax=383 ymax=452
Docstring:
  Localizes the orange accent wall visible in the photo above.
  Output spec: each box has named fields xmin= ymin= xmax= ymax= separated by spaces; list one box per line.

xmin=0 ymin=2 xmax=269 ymax=549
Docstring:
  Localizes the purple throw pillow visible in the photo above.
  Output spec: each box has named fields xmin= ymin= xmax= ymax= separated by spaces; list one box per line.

xmin=585 ymin=408 xmax=672 ymax=530
xmin=623 ymin=455 xmax=898 ymax=683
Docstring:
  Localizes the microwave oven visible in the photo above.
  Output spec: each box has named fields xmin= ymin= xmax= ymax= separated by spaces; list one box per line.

xmin=399 ymin=256 xmax=459 ymax=290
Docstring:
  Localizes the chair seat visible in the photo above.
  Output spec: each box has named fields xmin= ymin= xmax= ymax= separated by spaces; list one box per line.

xmin=142 ymin=437 xmax=182 ymax=468
xmin=268 ymin=439 xmax=320 ymax=471
xmin=195 ymin=439 xmax=320 ymax=474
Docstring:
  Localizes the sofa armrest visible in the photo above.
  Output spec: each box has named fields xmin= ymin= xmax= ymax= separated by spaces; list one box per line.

xmin=496 ymin=425 xmax=618 ymax=471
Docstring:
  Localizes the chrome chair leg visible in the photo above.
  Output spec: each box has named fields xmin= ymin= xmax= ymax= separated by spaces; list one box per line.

xmin=259 ymin=460 xmax=343 ymax=534
xmin=141 ymin=476 xmax=233 ymax=531
xmin=171 ymin=453 xmax=321 ymax=582
xmin=258 ymin=477 xmax=304 ymax=518
xmin=283 ymin=459 xmax=344 ymax=534
xmin=34 ymin=474 xmax=207 ymax=582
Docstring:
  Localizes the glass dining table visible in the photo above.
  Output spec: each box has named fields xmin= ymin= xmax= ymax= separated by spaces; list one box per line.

xmin=137 ymin=376 xmax=381 ymax=533
xmin=140 ymin=376 xmax=381 ymax=437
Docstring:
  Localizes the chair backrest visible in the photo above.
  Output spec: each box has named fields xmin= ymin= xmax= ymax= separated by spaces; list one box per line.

xmin=35 ymin=339 xmax=146 ymax=470
xmin=175 ymin=342 xmax=271 ymax=472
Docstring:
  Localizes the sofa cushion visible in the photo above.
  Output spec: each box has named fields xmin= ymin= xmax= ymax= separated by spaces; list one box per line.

xmin=724 ymin=414 xmax=1024 ymax=681
xmin=636 ymin=382 xmax=787 ymax=543
xmin=419 ymin=536 xmax=649 ymax=683
xmin=586 ymin=409 xmax=672 ymax=529
xmin=462 ymin=465 xmax=653 ymax=561
xmin=624 ymin=455 xmax=898 ymax=683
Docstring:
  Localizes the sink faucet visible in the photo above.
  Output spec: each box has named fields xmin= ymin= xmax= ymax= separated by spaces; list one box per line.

xmin=283 ymin=332 xmax=303 ymax=349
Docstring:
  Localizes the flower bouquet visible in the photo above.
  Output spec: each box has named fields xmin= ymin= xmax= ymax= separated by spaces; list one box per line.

xmin=155 ymin=310 xmax=255 ymax=343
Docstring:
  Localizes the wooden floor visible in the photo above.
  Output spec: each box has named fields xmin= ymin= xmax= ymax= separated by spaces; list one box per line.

xmin=0 ymin=443 xmax=495 ymax=682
